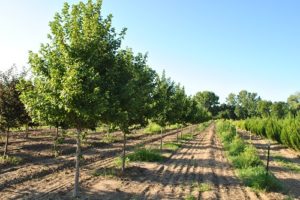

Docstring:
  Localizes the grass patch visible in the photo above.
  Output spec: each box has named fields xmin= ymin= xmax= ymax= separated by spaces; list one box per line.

xmin=216 ymin=121 xmax=283 ymax=192
xmin=238 ymin=166 xmax=282 ymax=191
xmin=273 ymin=155 xmax=300 ymax=173
xmin=93 ymin=167 xmax=119 ymax=178
xmin=198 ymin=182 xmax=213 ymax=192
xmin=143 ymin=122 xmax=162 ymax=134
xmin=180 ymin=133 xmax=194 ymax=141
xmin=114 ymin=156 xmax=130 ymax=168
xmin=184 ymin=194 xmax=196 ymax=200
xmin=127 ymin=148 xmax=164 ymax=162
xmin=101 ymin=134 xmax=119 ymax=143
xmin=0 ymin=155 xmax=22 ymax=165
xmin=163 ymin=142 xmax=182 ymax=150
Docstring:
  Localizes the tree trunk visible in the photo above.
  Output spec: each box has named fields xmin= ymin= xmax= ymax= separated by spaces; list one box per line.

xmin=73 ymin=128 xmax=81 ymax=198
xmin=176 ymin=128 xmax=179 ymax=142
xmin=122 ymin=131 xmax=126 ymax=173
xmin=160 ymin=128 xmax=163 ymax=152
xmin=25 ymin=124 xmax=29 ymax=139
xmin=56 ymin=126 xmax=59 ymax=138
xmin=181 ymin=127 xmax=183 ymax=139
xmin=53 ymin=126 xmax=59 ymax=157
xmin=3 ymin=128 xmax=9 ymax=157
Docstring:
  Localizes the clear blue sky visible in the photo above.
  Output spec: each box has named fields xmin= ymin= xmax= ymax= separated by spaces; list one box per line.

xmin=1 ymin=0 xmax=299 ymax=102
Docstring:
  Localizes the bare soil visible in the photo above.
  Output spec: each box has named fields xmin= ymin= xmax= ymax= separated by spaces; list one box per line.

xmin=0 ymin=126 xmax=189 ymax=200
xmin=53 ymin=125 xmax=288 ymax=200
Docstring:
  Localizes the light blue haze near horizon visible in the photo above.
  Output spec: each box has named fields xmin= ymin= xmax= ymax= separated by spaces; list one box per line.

xmin=0 ymin=0 xmax=299 ymax=103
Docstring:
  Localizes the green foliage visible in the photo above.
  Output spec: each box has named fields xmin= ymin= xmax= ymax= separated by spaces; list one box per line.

xmin=231 ymin=146 xmax=262 ymax=168
xmin=101 ymin=134 xmax=118 ymax=143
xmin=198 ymin=182 xmax=212 ymax=192
xmin=93 ymin=167 xmax=118 ymax=178
xmin=238 ymin=166 xmax=282 ymax=191
xmin=180 ymin=133 xmax=194 ymax=141
xmin=115 ymin=157 xmax=130 ymax=168
xmin=194 ymin=91 xmax=219 ymax=117
xmin=127 ymin=148 xmax=164 ymax=162
xmin=184 ymin=194 xmax=196 ymax=200
xmin=143 ymin=122 xmax=162 ymax=134
xmin=163 ymin=142 xmax=182 ymax=150
xmin=240 ymin=117 xmax=300 ymax=150
xmin=0 ymin=155 xmax=22 ymax=165
xmin=216 ymin=121 xmax=282 ymax=192
xmin=228 ymin=136 xmax=246 ymax=156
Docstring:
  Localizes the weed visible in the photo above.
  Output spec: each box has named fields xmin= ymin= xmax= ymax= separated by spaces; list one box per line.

xmin=127 ymin=148 xmax=164 ymax=162
xmin=180 ymin=133 xmax=194 ymax=141
xmin=0 ymin=155 xmax=22 ymax=165
xmin=163 ymin=142 xmax=182 ymax=150
xmin=93 ymin=167 xmax=118 ymax=178
xmin=184 ymin=194 xmax=196 ymax=200
xmin=198 ymin=182 xmax=212 ymax=192
xmin=114 ymin=157 xmax=130 ymax=168
xmin=238 ymin=166 xmax=282 ymax=191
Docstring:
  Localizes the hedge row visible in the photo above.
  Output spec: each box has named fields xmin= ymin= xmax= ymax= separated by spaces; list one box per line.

xmin=234 ymin=118 xmax=300 ymax=151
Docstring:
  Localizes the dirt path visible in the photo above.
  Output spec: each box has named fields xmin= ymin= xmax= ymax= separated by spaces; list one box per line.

xmin=0 ymin=127 xmax=192 ymax=200
xmin=70 ymin=125 xmax=277 ymax=200
xmin=239 ymin=130 xmax=300 ymax=199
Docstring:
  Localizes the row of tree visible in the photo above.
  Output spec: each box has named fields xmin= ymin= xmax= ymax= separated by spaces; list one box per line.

xmin=193 ymin=90 xmax=300 ymax=120
xmin=0 ymin=0 xmax=209 ymax=197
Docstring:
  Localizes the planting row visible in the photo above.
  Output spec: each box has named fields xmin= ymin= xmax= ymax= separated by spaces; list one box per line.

xmin=216 ymin=121 xmax=282 ymax=192
xmin=234 ymin=118 xmax=300 ymax=150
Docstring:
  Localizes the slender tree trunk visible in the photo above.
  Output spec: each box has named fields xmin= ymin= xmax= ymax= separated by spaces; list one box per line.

xmin=56 ymin=126 xmax=59 ymax=138
xmin=176 ymin=128 xmax=179 ymax=142
xmin=53 ymin=126 xmax=59 ymax=157
xmin=73 ymin=128 xmax=81 ymax=198
xmin=122 ymin=131 xmax=126 ymax=173
xmin=160 ymin=127 xmax=163 ymax=152
xmin=3 ymin=128 xmax=9 ymax=157
xmin=180 ymin=127 xmax=183 ymax=139
xmin=25 ymin=124 xmax=29 ymax=139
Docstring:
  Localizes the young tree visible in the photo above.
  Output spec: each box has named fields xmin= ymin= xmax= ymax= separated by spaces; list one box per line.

xmin=257 ymin=100 xmax=272 ymax=118
xmin=0 ymin=66 xmax=28 ymax=156
xmin=152 ymin=71 xmax=176 ymax=151
xmin=102 ymin=49 xmax=156 ymax=172
xmin=20 ymin=0 xmax=125 ymax=197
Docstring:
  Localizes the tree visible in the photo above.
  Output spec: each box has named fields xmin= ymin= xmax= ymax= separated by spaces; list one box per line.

xmin=287 ymin=92 xmax=300 ymax=117
xmin=194 ymin=91 xmax=219 ymax=117
xmin=0 ymin=66 xmax=28 ymax=157
xmin=257 ymin=100 xmax=272 ymax=118
xmin=102 ymin=49 xmax=156 ymax=172
xmin=233 ymin=90 xmax=260 ymax=119
xmin=20 ymin=0 xmax=125 ymax=197
xmin=152 ymin=71 xmax=176 ymax=151
xmin=271 ymin=102 xmax=288 ymax=119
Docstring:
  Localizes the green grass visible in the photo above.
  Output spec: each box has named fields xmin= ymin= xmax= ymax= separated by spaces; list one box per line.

xmin=101 ymin=134 xmax=118 ymax=143
xmin=127 ymin=148 xmax=164 ymax=162
xmin=143 ymin=122 xmax=162 ymax=134
xmin=198 ymin=182 xmax=213 ymax=192
xmin=180 ymin=133 xmax=194 ymax=141
xmin=238 ymin=166 xmax=282 ymax=191
xmin=114 ymin=157 xmax=130 ymax=168
xmin=0 ymin=155 xmax=22 ymax=165
xmin=184 ymin=194 xmax=196 ymax=200
xmin=216 ymin=120 xmax=283 ymax=192
xmin=93 ymin=167 xmax=119 ymax=178
xmin=163 ymin=142 xmax=182 ymax=150
xmin=273 ymin=155 xmax=300 ymax=173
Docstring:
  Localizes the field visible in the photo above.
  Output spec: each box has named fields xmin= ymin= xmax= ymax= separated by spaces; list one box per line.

xmin=0 ymin=124 xmax=299 ymax=200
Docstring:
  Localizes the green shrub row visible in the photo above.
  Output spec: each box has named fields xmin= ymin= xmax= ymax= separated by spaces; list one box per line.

xmin=234 ymin=118 xmax=300 ymax=150
xmin=216 ymin=120 xmax=282 ymax=191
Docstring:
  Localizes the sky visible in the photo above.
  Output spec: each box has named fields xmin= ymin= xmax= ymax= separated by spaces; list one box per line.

xmin=0 ymin=0 xmax=300 ymax=103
